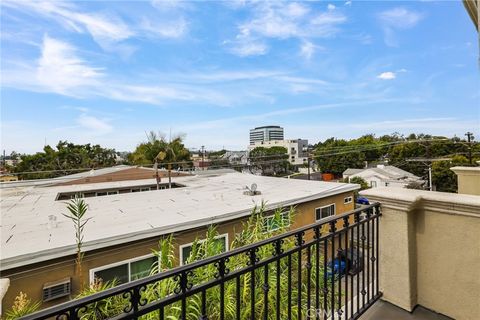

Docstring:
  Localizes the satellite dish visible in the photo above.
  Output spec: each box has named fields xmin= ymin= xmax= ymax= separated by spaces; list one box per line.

xmin=250 ymin=183 xmax=257 ymax=192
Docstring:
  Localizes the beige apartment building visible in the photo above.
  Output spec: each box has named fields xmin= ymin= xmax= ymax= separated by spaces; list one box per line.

xmin=0 ymin=169 xmax=358 ymax=313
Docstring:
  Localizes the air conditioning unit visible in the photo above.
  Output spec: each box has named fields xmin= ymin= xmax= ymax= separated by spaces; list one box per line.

xmin=42 ymin=278 xmax=71 ymax=302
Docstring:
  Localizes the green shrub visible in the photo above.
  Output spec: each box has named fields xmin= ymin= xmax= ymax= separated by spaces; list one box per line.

xmin=5 ymin=292 xmax=40 ymax=320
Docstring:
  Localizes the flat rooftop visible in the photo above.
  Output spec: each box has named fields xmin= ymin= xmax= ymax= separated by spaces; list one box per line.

xmin=1 ymin=170 xmax=358 ymax=270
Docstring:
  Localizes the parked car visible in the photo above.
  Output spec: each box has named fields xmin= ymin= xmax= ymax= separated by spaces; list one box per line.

xmin=326 ymin=259 xmax=347 ymax=279
xmin=356 ymin=196 xmax=370 ymax=205
xmin=338 ymin=248 xmax=364 ymax=275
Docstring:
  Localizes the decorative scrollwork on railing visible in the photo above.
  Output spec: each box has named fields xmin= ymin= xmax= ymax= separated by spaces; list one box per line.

xmin=74 ymin=305 xmax=88 ymax=320
xmin=272 ymin=239 xmax=284 ymax=256
xmin=246 ymin=247 xmax=260 ymax=266
xmin=342 ymin=216 xmax=350 ymax=229
xmin=55 ymin=311 xmax=69 ymax=320
xmin=174 ymin=271 xmax=194 ymax=295
xmin=328 ymin=220 xmax=337 ymax=234
xmin=138 ymin=284 xmax=148 ymax=307
xmin=294 ymin=231 xmax=305 ymax=246
xmin=354 ymin=211 xmax=361 ymax=223
xmin=122 ymin=290 xmax=134 ymax=313
xmin=313 ymin=226 xmax=321 ymax=240
xmin=214 ymin=257 xmax=230 ymax=279
xmin=366 ymin=207 xmax=373 ymax=218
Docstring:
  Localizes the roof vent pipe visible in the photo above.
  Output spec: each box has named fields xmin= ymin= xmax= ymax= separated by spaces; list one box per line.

xmin=48 ymin=215 xmax=57 ymax=229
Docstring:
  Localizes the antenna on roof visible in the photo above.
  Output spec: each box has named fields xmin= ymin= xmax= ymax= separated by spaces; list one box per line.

xmin=244 ymin=183 xmax=261 ymax=196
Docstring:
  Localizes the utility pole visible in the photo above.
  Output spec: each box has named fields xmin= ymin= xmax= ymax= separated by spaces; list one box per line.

xmin=406 ymin=157 xmax=452 ymax=191
xmin=307 ymin=156 xmax=311 ymax=180
xmin=154 ymin=161 xmax=160 ymax=190
xmin=428 ymin=165 xmax=432 ymax=191
xmin=465 ymin=132 xmax=474 ymax=164
xmin=201 ymin=145 xmax=205 ymax=171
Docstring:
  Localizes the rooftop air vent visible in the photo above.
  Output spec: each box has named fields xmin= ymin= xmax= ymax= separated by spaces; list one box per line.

xmin=42 ymin=278 xmax=71 ymax=302
xmin=244 ymin=183 xmax=261 ymax=196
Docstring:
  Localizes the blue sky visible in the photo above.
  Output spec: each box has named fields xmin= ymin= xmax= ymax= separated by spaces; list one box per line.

xmin=1 ymin=0 xmax=478 ymax=153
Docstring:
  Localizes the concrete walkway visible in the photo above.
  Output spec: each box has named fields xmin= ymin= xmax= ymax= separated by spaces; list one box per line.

xmin=361 ymin=300 xmax=453 ymax=320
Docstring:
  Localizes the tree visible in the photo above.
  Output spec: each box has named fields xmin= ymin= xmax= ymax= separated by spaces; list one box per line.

xmin=14 ymin=141 xmax=116 ymax=180
xmin=314 ymin=137 xmax=366 ymax=176
xmin=349 ymin=176 xmax=369 ymax=190
xmin=432 ymin=155 xmax=470 ymax=192
xmin=249 ymin=146 xmax=289 ymax=175
xmin=128 ymin=132 xmax=191 ymax=169
xmin=312 ymin=133 xmax=478 ymax=189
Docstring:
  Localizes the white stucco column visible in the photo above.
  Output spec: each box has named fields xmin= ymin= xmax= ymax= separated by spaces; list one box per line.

xmin=360 ymin=188 xmax=480 ymax=320
xmin=360 ymin=188 xmax=419 ymax=311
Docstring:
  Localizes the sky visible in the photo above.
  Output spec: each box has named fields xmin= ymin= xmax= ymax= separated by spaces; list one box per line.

xmin=1 ymin=0 xmax=479 ymax=153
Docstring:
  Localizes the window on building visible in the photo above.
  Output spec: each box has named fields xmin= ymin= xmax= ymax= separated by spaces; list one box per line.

xmin=96 ymin=191 xmax=108 ymax=197
xmin=344 ymin=196 xmax=353 ymax=204
xmin=91 ymin=255 xmax=157 ymax=285
xmin=262 ymin=211 xmax=290 ymax=233
xmin=107 ymin=191 xmax=119 ymax=195
xmin=370 ymin=181 xmax=377 ymax=187
xmin=180 ymin=235 xmax=228 ymax=265
xmin=315 ymin=204 xmax=336 ymax=221
xmin=385 ymin=182 xmax=389 ymax=187
xmin=140 ymin=187 xmax=151 ymax=192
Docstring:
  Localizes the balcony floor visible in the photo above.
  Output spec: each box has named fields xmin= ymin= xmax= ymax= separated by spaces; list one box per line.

xmin=361 ymin=300 xmax=452 ymax=320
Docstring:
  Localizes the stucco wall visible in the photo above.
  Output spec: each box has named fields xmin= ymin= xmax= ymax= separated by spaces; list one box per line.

xmin=451 ymin=166 xmax=480 ymax=196
xmin=360 ymin=188 xmax=480 ymax=320
xmin=1 ymin=191 xmax=354 ymax=313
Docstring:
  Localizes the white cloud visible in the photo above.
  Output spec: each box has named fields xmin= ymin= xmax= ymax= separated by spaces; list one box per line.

xmin=228 ymin=2 xmax=347 ymax=56
xmin=379 ymin=7 xmax=423 ymax=29
xmin=3 ymin=0 xmax=189 ymax=52
xmin=77 ymin=114 xmax=113 ymax=134
xmin=36 ymin=35 xmax=103 ymax=94
xmin=300 ymin=41 xmax=316 ymax=60
xmin=345 ymin=1 xmax=352 ymax=6
xmin=151 ymin=0 xmax=191 ymax=11
xmin=327 ymin=4 xmax=336 ymax=11
xmin=229 ymin=40 xmax=268 ymax=57
xmin=377 ymin=71 xmax=396 ymax=80
xmin=140 ymin=17 xmax=188 ymax=39
xmin=378 ymin=7 xmax=423 ymax=47
xmin=2 ymin=36 xmax=242 ymax=106
xmin=2 ymin=1 xmax=134 ymax=49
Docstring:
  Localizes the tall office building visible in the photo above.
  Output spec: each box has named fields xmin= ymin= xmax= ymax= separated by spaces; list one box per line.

xmin=249 ymin=126 xmax=284 ymax=145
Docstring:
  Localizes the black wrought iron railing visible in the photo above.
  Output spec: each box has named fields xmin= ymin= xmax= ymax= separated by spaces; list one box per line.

xmin=22 ymin=203 xmax=381 ymax=320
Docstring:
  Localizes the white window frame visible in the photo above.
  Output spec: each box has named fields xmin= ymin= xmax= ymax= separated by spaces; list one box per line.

xmin=262 ymin=211 xmax=291 ymax=233
xmin=315 ymin=203 xmax=336 ymax=221
xmin=89 ymin=254 xmax=158 ymax=285
xmin=179 ymin=234 xmax=229 ymax=266
xmin=344 ymin=196 xmax=353 ymax=204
